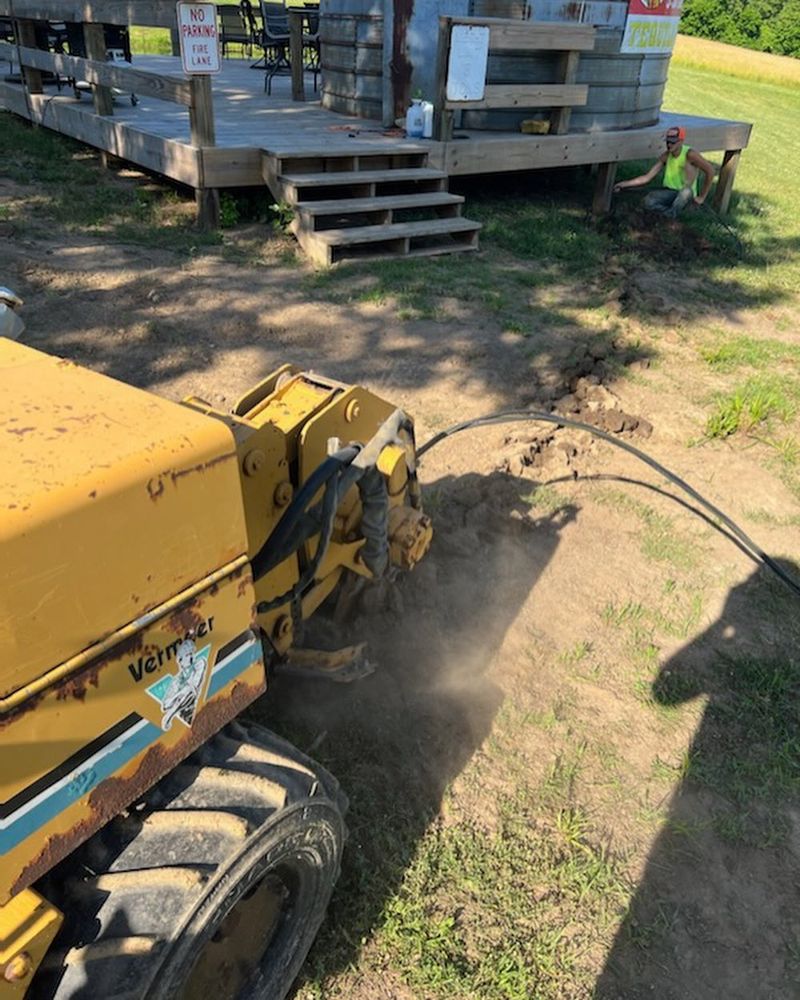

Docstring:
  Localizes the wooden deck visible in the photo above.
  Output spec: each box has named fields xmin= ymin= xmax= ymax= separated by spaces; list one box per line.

xmin=1 ymin=54 xmax=751 ymax=186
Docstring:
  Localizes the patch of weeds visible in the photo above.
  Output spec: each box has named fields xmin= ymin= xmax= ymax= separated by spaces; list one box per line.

xmin=744 ymin=508 xmax=800 ymax=528
xmin=522 ymin=708 xmax=559 ymax=731
xmin=469 ymin=197 xmax=607 ymax=273
xmin=268 ymin=200 xmax=294 ymax=232
xmin=558 ymin=640 xmax=593 ymax=666
xmin=712 ymin=808 xmax=790 ymax=848
xmin=765 ymin=435 xmax=800 ymax=467
xmin=651 ymin=591 xmax=704 ymax=640
xmin=625 ymin=902 xmax=679 ymax=953
xmin=218 ymin=192 xmax=241 ymax=228
xmin=592 ymin=488 xmax=699 ymax=571
xmin=541 ymin=744 xmax=586 ymax=806
xmin=650 ymin=749 xmax=694 ymax=784
xmin=520 ymin=484 xmax=563 ymax=515
xmin=700 ymin=335 xmax=800 ymax=372
xmin=602 ymin=600 xmax=646 ymax=628
xmin=687 ymin=656 xmax=800 ymax=805
xmin=706 ymin=376 xmax=798 ymax=439
xmin=1 ymin=113 xmax=222 ymax=254
xmin=377 ymin=789 xmax=629 ymax=1000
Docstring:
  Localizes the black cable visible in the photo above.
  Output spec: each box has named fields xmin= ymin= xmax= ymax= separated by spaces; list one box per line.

xmin=256 ymin=458 xmax=347 ymax=613
xmin=418 ymin=410 xmax=800 ymax=599
xmin=697 ymin=200 xmax=745 ymax=255
xmin=251 ymin=444 xmax=359 ymax=582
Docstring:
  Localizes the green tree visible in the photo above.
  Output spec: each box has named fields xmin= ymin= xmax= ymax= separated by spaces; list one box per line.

xmin=679 ymin=0 xmax=800 ymax=56
xmin=770 ymin=0 xmax=800 ymax=55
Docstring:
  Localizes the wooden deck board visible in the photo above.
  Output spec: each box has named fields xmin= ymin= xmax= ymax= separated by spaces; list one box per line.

xmin=0 ymin=53 xmax=752 ymax=191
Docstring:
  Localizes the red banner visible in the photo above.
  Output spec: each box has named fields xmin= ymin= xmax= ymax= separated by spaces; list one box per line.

xmin=627 ymin=0 xmax=683 ymax=15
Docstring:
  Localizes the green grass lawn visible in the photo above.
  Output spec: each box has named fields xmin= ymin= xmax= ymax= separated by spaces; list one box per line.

xmin=664 ymin=62 xmax=800 ymax=296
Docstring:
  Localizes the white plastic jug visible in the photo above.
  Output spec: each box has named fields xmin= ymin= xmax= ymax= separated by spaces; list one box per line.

xmin=421 ymin=101 xmax=434 ymax=138
xmin=405 ymin=100 xmax=425 ymax=138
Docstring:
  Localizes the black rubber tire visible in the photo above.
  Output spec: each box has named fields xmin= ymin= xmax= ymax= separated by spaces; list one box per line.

xmin=32 ymin=720 xmax=347 ymax=1000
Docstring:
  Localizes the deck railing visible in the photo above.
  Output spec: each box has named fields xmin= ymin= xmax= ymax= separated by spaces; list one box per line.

xmin=433 ymin=16 xmax=596 ymax=140
xmin=0 ymin=0 xmax=219 ymax=225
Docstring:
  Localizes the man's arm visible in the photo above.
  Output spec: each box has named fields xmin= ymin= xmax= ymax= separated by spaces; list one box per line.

xmin=687 ymin=149 xmax=716 ymax=204
xmin=613 ymin=155 xmax=666 ymax=193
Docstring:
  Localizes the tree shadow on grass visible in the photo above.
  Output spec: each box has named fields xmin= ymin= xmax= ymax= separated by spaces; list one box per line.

xmin=595 ymin=560 xmax=800 ymax=1000
xmin=250 ymin=471 xmax=578 ymax=995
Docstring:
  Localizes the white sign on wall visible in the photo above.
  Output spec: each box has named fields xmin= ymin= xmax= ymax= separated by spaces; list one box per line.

xmin=177 ymin=2 xmax=221 ymax=74
xmin=446 ymin=25 xmax=490 ymax=103
xmin=620 ymin=0 xmax=684 ymax=55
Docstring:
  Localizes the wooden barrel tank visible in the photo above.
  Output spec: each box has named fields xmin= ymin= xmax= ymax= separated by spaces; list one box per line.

xmin=319 ymin=0 xmax=384 ymax=120
xmin=462 ymin=0 xmax=671 ymax=132
xmin=317 ymin=0 xmax=672 ymax=129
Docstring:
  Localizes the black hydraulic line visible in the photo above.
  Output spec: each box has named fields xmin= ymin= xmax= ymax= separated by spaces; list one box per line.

xmin=418 ymin=410 xmax=800 ymax=599
xmin=256 ymin=460 xmax=347 ymax=613
xmin=251 ymin=445 xmax=360 ymax=582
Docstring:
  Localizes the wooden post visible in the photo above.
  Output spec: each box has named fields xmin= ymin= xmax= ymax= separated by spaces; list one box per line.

xmin=83 ymin=22 xmax=114 ymax=116
xmin=592 ymin=162 xmax=617 ymax=216
xmin=14 ymin=19 xmax=43 ymax=95
xmin=288 ymin=9 xmax=304 ymax=102
xmin=433 ymin=17 xmax=453 ymax=142
xmin=713 ymin=148 xmax=741 ymax=215
xmin=189 ymin=74 xmax=219 ymax=230
xmin=170 ymin=27 xmax=181 ymax=56
xmin=550 ymin=49 xmax=579 ymax=135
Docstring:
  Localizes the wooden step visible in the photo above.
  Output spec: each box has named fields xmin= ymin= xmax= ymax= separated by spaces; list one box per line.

xmin=313 ymin=217 xmax=481 ymax=247
xmin=280 ymin=167 xmax=447 ymax=190
xmin=295 ymin=215 xmax=481 ymax=266
xmin=333 ymin=240 xmax=479 ymax=265
xmin=294 ymin=191 xmax=464 ymax=218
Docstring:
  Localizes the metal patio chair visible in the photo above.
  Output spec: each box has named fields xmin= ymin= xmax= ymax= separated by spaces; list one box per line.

xmin=218 ymin=4 xmax=251 ymax=58
xmin=260 ymin=1 xmax=290 ymax=94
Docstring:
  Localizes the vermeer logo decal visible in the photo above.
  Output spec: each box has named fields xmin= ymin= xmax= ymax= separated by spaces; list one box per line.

xmin=127 ymin=616 xmax=215 ymax=682
xmin=146 ymin=639 xmax=211 ymax=731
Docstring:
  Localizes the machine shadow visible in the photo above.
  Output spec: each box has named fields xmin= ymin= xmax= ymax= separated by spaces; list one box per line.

xmin=595 ymin=560 xmax=800 ymax=1000
xmin=252 ymin=470 xmax=578 ymax=990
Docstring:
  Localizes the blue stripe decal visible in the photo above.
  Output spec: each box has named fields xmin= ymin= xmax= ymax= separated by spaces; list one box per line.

xmin=1 ymin=640 xmax=261 ymax=856
xmin=0 ymin=720 xmax=157 ymax=855
xmin=207 ymin=639 xmax=261 ymax=698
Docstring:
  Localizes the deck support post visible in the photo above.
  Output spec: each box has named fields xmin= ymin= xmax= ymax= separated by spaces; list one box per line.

xmin=289 ymin=10 xmax=304 ymax=102
xmin=592 ymin=161 xmax=617 ymax=215
xmin=190 ymin=74 xmax=219 ymax=230
xmin=434 ymin=17 xmax=454 ymax=142
xmin=14 ymin=19 xmax=42 ymax=95
xmin=83 ymin=23 xmax=114 ymax=116
xmin=550 ymin=49 xmax=579 ymax=135
xmin=713 ymin=148 xmax=740 ymax=215
xmin=83 ymin=21 xmax=114 ymax=168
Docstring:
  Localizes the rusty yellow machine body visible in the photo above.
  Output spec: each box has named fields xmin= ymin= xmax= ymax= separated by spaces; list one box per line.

xmin=0 ymin=340 xmax=431 ymax=996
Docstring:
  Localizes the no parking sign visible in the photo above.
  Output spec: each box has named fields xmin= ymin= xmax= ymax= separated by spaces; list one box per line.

xmin=177 ymin=2 xmax=221 ymax=74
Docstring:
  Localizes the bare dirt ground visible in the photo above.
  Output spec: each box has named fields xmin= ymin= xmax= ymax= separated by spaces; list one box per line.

xmin=3 ymin=164 xmax=800 ymax=999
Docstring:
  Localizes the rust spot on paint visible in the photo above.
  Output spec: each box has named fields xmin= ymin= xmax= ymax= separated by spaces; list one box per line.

xmin=169 ymin=451 xmax=237 ymax=486
xmin=147 ymin=477 xmax=164 ymax=501
xmin=11 ymin=679 xmax=264 ymax=897
xmin=88 ymin=490 xmax=97 ymax=499
xmin=6 ymin=426 xmax=35 ymax=436
xmin=54 ymin=427 xmax=67 ymax=433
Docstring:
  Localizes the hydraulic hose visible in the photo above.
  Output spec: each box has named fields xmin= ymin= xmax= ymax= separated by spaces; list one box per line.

xmin=252 ymin=408 xmax=413 ymax=612
xmin=419 ymin=410 xmax=800 ymax=600
xmin=251 ymin=445 xmax=359 ymax=583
